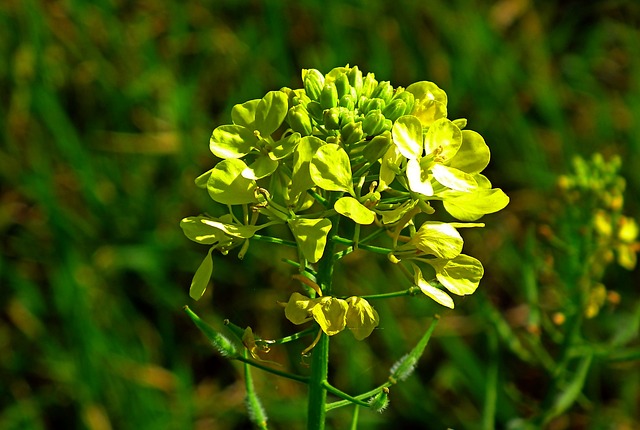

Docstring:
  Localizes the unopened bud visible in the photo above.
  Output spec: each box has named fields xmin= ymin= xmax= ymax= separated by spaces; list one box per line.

xmin=306 ymin=101 xmax=323 ymax=122
xmin=339 ymin=94 xmax=356 ymax=111
xmin=347 ymin=65 xmax=363 ymax=96
xmin=371 ymin=81 xmax=394 ymax=103
xmin=361 ymin=98 xmax=386 ymax=115
xmin=323 ymin=107 xmax=341 ymax=130
xmin=362 ymin=110 xmax=386 ymax=136
xmin=320 ymin=83 xmax=338 ymax=109
xmin=287 ymin=105 xmax=313 ymax=135
xmin=363 ymin=131 xmax=392 ymax=162
xmin=340 ymin=121 xmax=364 ymax=145
xmin=361 ymin=73 xmax=378 ymax=98
xmin=368 ymin=387 xmax=390 ymax=413
xmin=334 ymin=73 xmax=350 ymax=99
xmin=303 ymin=69 xmax=324 ymax=101
xmin=382 ymin=99 xmax=407 ymax=122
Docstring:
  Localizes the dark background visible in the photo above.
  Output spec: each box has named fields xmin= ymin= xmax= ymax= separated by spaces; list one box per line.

xmin=2 ymin=1 xmax=639 ymax=429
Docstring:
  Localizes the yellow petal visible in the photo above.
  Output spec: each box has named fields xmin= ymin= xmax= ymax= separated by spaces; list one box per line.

xmin=311 ymin=297 xmax=348 ymax=336
xmin=284 ymin=292 xmax=319 ymax=325
xmin=345 ymin=297 xmax=380 ymax=340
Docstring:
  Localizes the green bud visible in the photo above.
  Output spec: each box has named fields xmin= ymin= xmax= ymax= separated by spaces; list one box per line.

xmin=382 ymin=119 xmax=393 ymax=132
xmin=368 ymin=387 xmax=390 ymax=413
xmin=361 ymin=73 xmax=378 ymax=98
xmin=362 ymin=110 xmax=386 ymax=136
xmin=339 ymin=108 xmax=355 ymax=126
xmin=452 ymin=118 xmax=467 ymax=129
xmin=347 ymin=65 xmax=363 ymax=96
xmin=304 ymin=69 xmax=324 ymax=101
xmin=323 ymin=107 xmax=341 ymax=130
xmin=363 ymin=131 xmax=392 ymax=162
xmin=334 ymin=73 xmax=350 ymax=99
xmin=306 ymin=101 xmax=323 ymax=121
xmin=339 ymin=94 xmax=356 ymax=111
xmin=320 ymin=83 xmax=339 ymax=109
xmin=184 ymin=306 xmax=238 ymax=357
xmin=382 ymin=99 xmax=407 ymax=121
xmin=361 ymin=98 xmax=386 ymax=115
xmin=371 ymin=81 xmax=394 ymax=103
xmin=391 ymin=89 xmax=415 ymax=115
xmin=390 ymin=352 xmax=416 ymax=382
xmin=287 ymin=105 xmax=313 ymax=135
xmin=340 ymin=121 xmax=364 ymax=146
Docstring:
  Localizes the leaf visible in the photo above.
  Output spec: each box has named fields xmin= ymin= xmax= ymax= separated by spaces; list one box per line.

xmin=431 ymin=164 xmax=478 ymax=192
xmin=254 ymin=91 xmax=288 ymax=136
xmin=424 ymin=118 xmax=462 ymax=160
xmin=190 ymin=247 xmax=214 ymax=300
xmin=407 ymin=222 xmax=463 ymax=259
xmin=311 ymin=297 xmax=348 ymax=336
xmin=241 ymin=155 xmax=279 ymax=180
xmin=442 ymin=188 xmax=510 ymax=221
xmin=413 ymin=265 xmax=454 ymax=309
xmin=231 ymin=99 xmax=260 ymax=127
xmin=284 ymin=292 xmax=319 ymax=325
xmin=334 ymin=197 xmax=375 ymax=225
xmin=392 ymin=115 xmax=423 ymax=160
xmin=290 ymin=136 xmax=324 ymax=203
xmin=210 ymin=125 xmax=257 ymax=159
xmin=446 ymin=130 xmax=491 ymax=174
xmin=288 ymin=218 xmax=332 ymax=263
xmin=406 ymin=158 xmax=434 ymax=196
xmin=345 ymin=297 xmax=379 ymax=340
xmin=207 ymin=159 xmax=258 ymax=205
xmin=427 ymin=254 xmax=484 ymax=296
xmin=309 ymin=144 xmax=354 ymax=195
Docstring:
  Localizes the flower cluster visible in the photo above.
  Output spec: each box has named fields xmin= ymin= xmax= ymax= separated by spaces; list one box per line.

xmin=181 ymin=65 xmax=509 ymax=337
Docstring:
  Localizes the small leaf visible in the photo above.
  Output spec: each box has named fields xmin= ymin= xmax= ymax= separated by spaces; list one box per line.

xmin=311 ymin=297 xmax=348 ymax=336
xmin=431 ymin=164 xmax=477 ymax=192
xmin=288 ymin=218 xmax=332 ymax=263
xmin=446 ymin=130 xmax=490 ymax=174
xmin=427 ymin=254 xmax=484 ymax=296
xmin=424 ymin=118 xmax=462 ymax=160
xmin=210 ymin=125 xmax=257 ymax=159
xmin=190 ymin=247 xmax=214 ymax=300
xmin=309 ymin=144 xmax=354 ymax=195
xmin=392 ymin=115 xmax=423 ymax=160
xmin=242 ymin=155 xmax=279 ymax=180
xmin=346 ymin=297 xmax=380 ymax=340
xmin=442 ymin=188 xmax=510 ymax=221
xmin=407 ymin=222 xmax=463 ymax=260
xmin=255 ymin=91 xmax=288 ymax=136
xmin=334 ymin=197 xmax=375 ymax=225
xmin=207 ymin=159 xmax=258 ymax=205
xmin=231 ymin=99 xmax=260 ymax=127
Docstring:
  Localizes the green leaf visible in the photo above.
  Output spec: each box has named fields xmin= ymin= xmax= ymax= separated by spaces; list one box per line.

xmin=190 ymin=247 xmax=214 ymax=300
xmin=446 ymin=130 xmax=490 ymax=174
xmin=424 ymin=118 xmax=462 ymax=160
xmin=210 ymin=125 xmax=257 ymax=159
xmin=392 ymin=115 xmax=423 ymax=160
xmin=309 ymin=144 xmax=354 ymax=195
xmin=288 ymin=218 xmax=332 ymax=263
xmin=242 ymin=155 xmax=279 ymax=180
xmin=427 ymin=254 xmax=484 ymax=296
xmin=345 ymin=297 xmax=379 ymax=340
xmin=207 ymin=159 xmax=258 ymax=205
xmin=231 ymin=99 xmax=260 ymax=127
xmin=255 ymin=91 xmax=288 ymax=136
xmin=290 ymin=136 xmax=324 ymax=203
xmin=406 ymin=158 xmax=434 ymax=196
xmin=413 ymin=264 xmax=454 ymax=308
xmin=311 ymin=297 xmax=348 ymax=336
xmin=407 ymin=222 xmax=463 ymax=259
xmin=334 ymin=197 xmax=375 ymax=225
xmin=442 ymin=188 xmax=510 ymax=221
xmin=431 ymin=164 xmax=477 ymax=192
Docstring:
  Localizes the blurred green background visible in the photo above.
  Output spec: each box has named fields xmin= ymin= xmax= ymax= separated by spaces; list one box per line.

xmin=2 ymin=0 xmax=640 ymax=429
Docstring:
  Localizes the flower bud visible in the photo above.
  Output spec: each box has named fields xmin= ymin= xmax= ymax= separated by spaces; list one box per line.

xmin=360 ymin=98 xmax=386 ymax=115
xmin=371 ymin=81 xmax=394 ymax=103
xmin=339 ymin=94 xmax=356 ymax=111
xmin=363 ymin=131 xmax=391 ymax=162
xmin=306 ymin=101 xmax=323 ymax=122
xmin=320 ymin=83 xmax=338 ymax=109
xmin=362 ymin=109 xmax=386 ymax=136
xmin=347 ymin=65 xmax=363 ymax=96
xmin=391 ymin=89 xmax=415 ymax=115
xmin=334 ymin=73 xmax=350 ymax=99
xmin=303 ymin=69 xmax=324 ymax=101
xmin=368 ymin=387 xmax=390 ymax=413
xmin=287 ymin=105 xmax=313 ymax=135
xmin=323 ymin=107 xmax=341 ymax=130
xmin=340 ymin=121 xmax=364 ymax=146
xmin=339 ymin=108 xmax=355 ymax=126
xmin=382 ymin=99 xmax=407 ymax=122
xmin=361 ymin=73 xmax=378 ymax=98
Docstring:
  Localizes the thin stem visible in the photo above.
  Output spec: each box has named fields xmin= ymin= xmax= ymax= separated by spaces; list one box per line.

xmin=357 ymin=287 xmax=421 ymax=300
xmin=234 ymin=355 xmax=309 ymax=384
xmin=308 ymin=189 xmax=329 ymax=207
xmin=332 ymin=235 xmax=393 ymax=255
xmin=252 ymin=234 xmax=298 ymax=248
xmin=321 ymin=381 xmax=370 ymax=407
xmin=325 ymin=382 xmax=393 ymax=411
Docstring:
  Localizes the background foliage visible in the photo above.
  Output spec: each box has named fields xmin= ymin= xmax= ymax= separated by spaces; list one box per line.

xmin=2 ymin=0 xmax=639 ymax=429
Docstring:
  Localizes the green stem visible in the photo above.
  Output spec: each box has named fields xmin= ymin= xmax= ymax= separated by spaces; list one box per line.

xmin=325 ymin=382 xmax=393 ymax=411
xmin=321 ymin=381 xmax=370 ymax=407
xmin=234 ymin=355 xmax=309 ymax=384
xmin=332 ymin=235 xmax=393 ymax=255
xmin=307 ymin=200 xmax=340 ymax=430
xmin=252 ymin=234 xmax=298 ymax=248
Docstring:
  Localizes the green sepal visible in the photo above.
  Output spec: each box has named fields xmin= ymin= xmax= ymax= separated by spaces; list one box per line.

xmin=207 ymin=159 xmax=258 ymax=205
xmin=255 ymin=91 xmax=288 ymax=137
xmin=188 ymin=247 xmax=214 ymax=300
xmin=184 ymin=306 xmax=238 ymax=357
xmin=288 ymin=217 xmax=332 ymax=263
xmin=334 ymin=196 xmax=376 ymax=225
xmin=374 ymin=199 xmax=418 ymax=225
